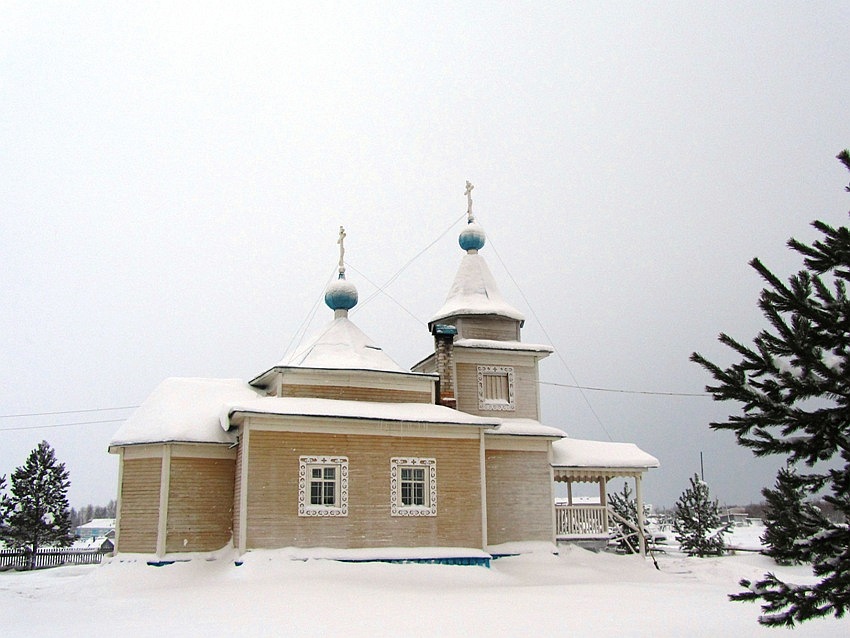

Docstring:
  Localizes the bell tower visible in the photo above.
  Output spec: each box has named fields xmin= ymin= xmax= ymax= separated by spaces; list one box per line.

xmin=413 ymin=183 xmax=553 ymax=418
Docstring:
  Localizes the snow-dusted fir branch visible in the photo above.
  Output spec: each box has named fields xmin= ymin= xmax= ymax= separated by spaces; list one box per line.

xmin=690 ymin=151 xmax=850 ymax=626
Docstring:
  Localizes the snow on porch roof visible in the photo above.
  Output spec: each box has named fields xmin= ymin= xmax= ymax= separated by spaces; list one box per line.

xmin=109 ymin=378 xmax=260 ymax=447
xmin=551 ymin=437 xmax=660 ymax=470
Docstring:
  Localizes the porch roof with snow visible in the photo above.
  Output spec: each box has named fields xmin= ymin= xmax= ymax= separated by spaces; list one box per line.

xmin=550 ymin=437 xmax=660 ymax=481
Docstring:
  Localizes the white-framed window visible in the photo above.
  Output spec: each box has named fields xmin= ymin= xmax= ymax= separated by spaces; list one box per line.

xmin=390 ymin=457 xmax=437 ymax=516
xmin=298 ymin=456 xmax=348 ymax=517
xmin=477 ymin=365 xmax=515 ymax=410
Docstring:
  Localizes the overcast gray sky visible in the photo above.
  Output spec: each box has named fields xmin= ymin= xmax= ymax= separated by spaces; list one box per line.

xmin=2 ymin=2 xmax=850 ymax=509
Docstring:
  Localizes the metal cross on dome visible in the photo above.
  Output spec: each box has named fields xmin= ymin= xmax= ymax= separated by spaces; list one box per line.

xmin=465 ymin=180 xmax=475 ymax=222
xmin=337 ymin=225 xmax=346 ymax=276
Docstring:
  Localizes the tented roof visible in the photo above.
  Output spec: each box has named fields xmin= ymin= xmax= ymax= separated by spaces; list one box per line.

xmin=430 ymin=253 xmax=525 ymax=325
xmin=275 ymin=316 xmax=405 ymax=373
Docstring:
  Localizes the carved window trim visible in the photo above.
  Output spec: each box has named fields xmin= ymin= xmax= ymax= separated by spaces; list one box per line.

xmin=390 ymin=457 xmax=437 ymax=516
xmin=298 ymin=456 xmax=348 ymax=517
xmin=477 ymin=365 xmax=516 ymax=411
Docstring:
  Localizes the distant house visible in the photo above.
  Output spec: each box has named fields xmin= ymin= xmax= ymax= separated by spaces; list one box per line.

xmin=72 ymin=533 xmax=114 ymax=552
xmin=721 ymin=507 xmax=750 ymax=526
xmin=71 ymin=519 xmax=115 ymax=553
xmin=109 ymin=189 xmax=658 ymax=559
xmin=74 ymin=518 xmax=115 ymax=541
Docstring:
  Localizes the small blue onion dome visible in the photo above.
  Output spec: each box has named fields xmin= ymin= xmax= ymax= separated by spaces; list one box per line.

xmin=325 ymin=275 xmax=358 ymax=311
xmin=459 ymin=221 xmax=486 ymax=252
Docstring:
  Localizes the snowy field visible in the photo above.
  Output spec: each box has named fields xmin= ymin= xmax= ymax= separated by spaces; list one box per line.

xmin=2 ymin=528 xmax=848 ymax=637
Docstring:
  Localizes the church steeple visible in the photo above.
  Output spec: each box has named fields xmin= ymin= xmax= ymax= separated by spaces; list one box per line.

xmin=414 ymin=182 xmax=552 ymax=418
xmin=459 ymin=181 xmax=486 ymax=253
xmin=251 ymin=226 xmax=409 ymax=386
xmin=429 ymin=182 xmax=525 ymax=334
xmin=324 ymin=225 xmax=358 ymax=319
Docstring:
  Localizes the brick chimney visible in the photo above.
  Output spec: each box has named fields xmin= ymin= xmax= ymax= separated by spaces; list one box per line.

xmin=432 ymin=324 xmax=457 ymax=409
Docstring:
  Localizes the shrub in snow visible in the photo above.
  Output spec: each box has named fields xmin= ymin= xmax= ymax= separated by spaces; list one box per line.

xmin=0 ymin=474 xmax=9 ymax=538
xmin=672 ymin=473 xmax=731 ymax=557
xmin=690 ymin=150 xmax=850 ymax=626
xmin=607 ymin=482 xmax=649 ymax=554
xmin=0 ymin=441 xmax=74 ymax=569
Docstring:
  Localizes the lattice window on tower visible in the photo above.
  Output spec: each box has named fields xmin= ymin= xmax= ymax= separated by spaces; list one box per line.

xmin=477 ymin=365 xmax=516 ymax=411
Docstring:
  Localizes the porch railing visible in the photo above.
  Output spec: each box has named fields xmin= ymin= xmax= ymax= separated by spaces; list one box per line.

xmin=555 ymin=504 xmax=609 ymax=538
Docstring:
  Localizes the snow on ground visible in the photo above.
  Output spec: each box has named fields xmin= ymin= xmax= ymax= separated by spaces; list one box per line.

xmin=1 ymin=529 xmax=848 ymax=637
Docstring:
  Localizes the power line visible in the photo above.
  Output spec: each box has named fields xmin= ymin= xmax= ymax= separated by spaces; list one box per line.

xmin=281 ymin=212 xmax=464 ymax=362
xmin=0 ymin=406 xmax=138 ymax=419
xmin=345 ymin=262 xmax=427 ymax=328
xmin=487 ymin=235 xmax=616 ymax=442
xmin=0 ymin=419 xmax=126 ymax=432
xmin=278 ymin=266 xmax=338 ymax=364
xmin=0 ymin=382 xmax=708 ymax=435
xmin=539 ymin=381 xmax=709 ymax=397
xmin=354 ymin=212 xmax=467 ymax=312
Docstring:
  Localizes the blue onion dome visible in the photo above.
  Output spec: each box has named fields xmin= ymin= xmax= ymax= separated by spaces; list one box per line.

xmin=459 ymin=221 xmax=486 ymax=252
xmin=325 ymin=274 xmax=358 ymax=311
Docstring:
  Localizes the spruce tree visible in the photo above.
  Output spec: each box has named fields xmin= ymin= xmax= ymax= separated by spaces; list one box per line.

xmin=607 ymin=482 xmax=647 ymax=554
xmin=0 ymin=474 xmax=9 ymax=539
xmin=1 ymin=441 xmax=73 ymax=569
xmin=690 ymin=150 xmax=850 ymax=626
xmin=672 ymin=473 xmax=731 ymax=557
xmin=760 ymin=467 xmax=829 ymax=565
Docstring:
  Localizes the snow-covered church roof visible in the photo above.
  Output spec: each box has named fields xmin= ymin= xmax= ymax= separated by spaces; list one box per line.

xmin=275 ymin=315 xmax=406 ymax=373
xmin=430 ymin=251 xmax=525 ymax=325
xmin=252 ymin=226 xmax=415 ymax=384
xmin=429 ymin=193 xmax=524 ymax=326
xmin=485 ymin=418 xmax=565 ymax=438
xmin=454 ymin=338 xmax=553 ymax=354
xmin=223 ymin=396 xmax=501 ymax=428
xmin=109 ymin=378 xmax=259 ymax=447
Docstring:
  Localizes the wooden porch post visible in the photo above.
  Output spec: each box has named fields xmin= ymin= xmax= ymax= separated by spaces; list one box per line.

xmin=598 ymin=479 xmax=608 ymax=533
xmin=156 ymin=444 xmax=171 ymax=558
xmin=238 ymin=424 xmax=250 ymax=555
xmin=635 ymin=474 xmax=646 ymax=557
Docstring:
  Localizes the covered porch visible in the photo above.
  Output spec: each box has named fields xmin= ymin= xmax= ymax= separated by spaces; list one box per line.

xmin=551 ymin=438 xmax=659 ymax=555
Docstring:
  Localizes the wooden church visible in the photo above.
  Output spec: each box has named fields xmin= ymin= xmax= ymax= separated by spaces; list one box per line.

xmin=109 ymin=185 xmax=658 ymax=559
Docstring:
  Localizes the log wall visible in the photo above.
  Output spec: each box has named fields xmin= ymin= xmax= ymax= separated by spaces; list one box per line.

xmin=117 ymin=457 xmax=161 ymax=553
xmin=485 ymin=449 xmax=552 ymax=544
xmin=165 ymin=457 xmax=235 ymax=553
xmin=245 ymin=430 xmax=483 ymax=549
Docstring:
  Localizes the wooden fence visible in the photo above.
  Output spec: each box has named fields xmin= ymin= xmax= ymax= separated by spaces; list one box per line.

xmin=0 ymin=548 xmax=110 ymax=570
